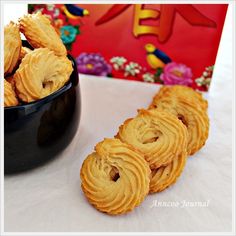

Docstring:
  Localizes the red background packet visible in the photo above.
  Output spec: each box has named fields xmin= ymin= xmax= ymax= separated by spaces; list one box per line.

xmin=28 ymin=4 xmax=228 ymax=91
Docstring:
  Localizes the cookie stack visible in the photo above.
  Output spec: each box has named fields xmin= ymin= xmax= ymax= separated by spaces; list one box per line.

xmin=80 ymin=85 xmax=209 ymax=215
xmin=4 ymin=12 xmax=73 ymax=107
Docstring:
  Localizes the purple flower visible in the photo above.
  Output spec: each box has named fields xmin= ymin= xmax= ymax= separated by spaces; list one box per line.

xmin=76 ymin=53 xmax=112 ymax=76
xmin=160 ymin=62 xmax=193 ymax=86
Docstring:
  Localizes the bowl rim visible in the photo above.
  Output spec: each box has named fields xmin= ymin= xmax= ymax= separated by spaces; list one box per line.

xmin=4 ymin=54 xmax=77 ymax=111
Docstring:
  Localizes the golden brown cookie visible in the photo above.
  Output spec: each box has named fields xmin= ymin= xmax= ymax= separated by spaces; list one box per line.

xmin=19 ymin=12 xmax=67 ymax=56
xmin=150 ymin=96 xmax=209 ymax=155
xmin=117 ymin=109 xmax=188 ymax=169
xmin=14 ymin=48 xmax=73 ymax=102
xmin=4 ymin=79 xmax=18 ymax=107
xmin=150 ymin=151 xmax=187 ymax=193
xmin=150 ymin=85 xmax=208 ymax=111
xmin=80 ymin=138 xmax=151 ymax=215
xmin=4 ymin=21 xmax=22 ymax=75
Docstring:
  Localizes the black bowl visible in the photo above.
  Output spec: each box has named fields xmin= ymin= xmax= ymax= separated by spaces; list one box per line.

xmin=4 ymin=45 xmax=81 ymax=174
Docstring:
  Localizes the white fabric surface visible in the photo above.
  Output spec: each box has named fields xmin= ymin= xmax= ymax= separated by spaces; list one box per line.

xmin=4 ymin=5 xmax=233 ymax=233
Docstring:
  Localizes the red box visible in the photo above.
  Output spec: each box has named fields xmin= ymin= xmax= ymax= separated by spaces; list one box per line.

xmin=29 ymin=4 xmax=228 ymax=91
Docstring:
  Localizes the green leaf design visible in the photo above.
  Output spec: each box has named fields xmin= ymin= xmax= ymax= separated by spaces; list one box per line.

xmin=28 ymin=4 xmax=35 ymax=13
xmin=74 ymin=25 xmax=80 ymax=35
xmin=155 ymin=67 xmax=163 ymax=77
xmin=65 ymin=42 xmax=73 ymax=51
xmin=154 ymin=67 xmax=164 ymax=84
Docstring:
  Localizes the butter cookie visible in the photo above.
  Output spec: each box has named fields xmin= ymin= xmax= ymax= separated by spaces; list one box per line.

xmin=117 ymin=109 xmax=188 ymax=169
xmin=150 ymin=151 xmax=187 ymax=193
xmin=150 ymin=96 xmax=209 ymax=155
xmin=14 ymin=48 xmax=73 ymax=102
xmin=4 ymin=22 xmax=22 ymax=75
xmin=150 ymin=85 xmax=208 ymax=111
xmin=80 ymin=138 xmax=151 ymax=215
xmin=4 ymin=79 xmax=18 ymax=107
xmin=19 ymin=13 xmax=67 ymax=56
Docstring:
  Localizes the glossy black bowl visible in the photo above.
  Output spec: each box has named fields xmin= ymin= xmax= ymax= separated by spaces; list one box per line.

xmin=4 ymin=46 xmax=81 ymax=174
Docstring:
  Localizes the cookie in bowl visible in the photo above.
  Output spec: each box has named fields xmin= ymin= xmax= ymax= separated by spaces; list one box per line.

xmin=4 ymin=13 xmax=81 ymax=174
xmin=14 ymin=48 xmax=73 ymax=102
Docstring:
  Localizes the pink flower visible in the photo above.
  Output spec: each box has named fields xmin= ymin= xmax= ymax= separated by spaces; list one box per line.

xmin=160 ymin=62 xmax=193 ymax=86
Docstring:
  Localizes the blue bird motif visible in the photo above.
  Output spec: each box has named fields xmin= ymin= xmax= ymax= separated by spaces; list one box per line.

xmin=61 ymin=4 xmax=89 ymax=19
xmin=145 ymin=43 xmax=171 ymax=69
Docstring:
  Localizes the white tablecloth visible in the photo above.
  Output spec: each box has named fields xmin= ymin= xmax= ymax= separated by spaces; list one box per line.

xmin=4 ymin=4 xmax=233 ymax=233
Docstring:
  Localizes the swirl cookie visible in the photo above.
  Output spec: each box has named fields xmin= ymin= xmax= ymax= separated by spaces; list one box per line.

xmin=19 ymin=12 xmax=67 ymax=56
xmin=4 ymin=79 xmax=18 ymax=107
xmin=14 ymin=48 xmax=73 ymax=102
xmin=117 ymin=109 xmax=188 ymax=169
xmin=150 ymin=85 xmax=208 ymax=111
xmin=150 ymin=151 xmax=187 ymax=193
xmin=80 ymin=138 xmax=151 ymax=215
xmin=150 ymin=96 xmax=209 ymax=155
xmin=4 ymin=21 xmax=22 ymax=75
